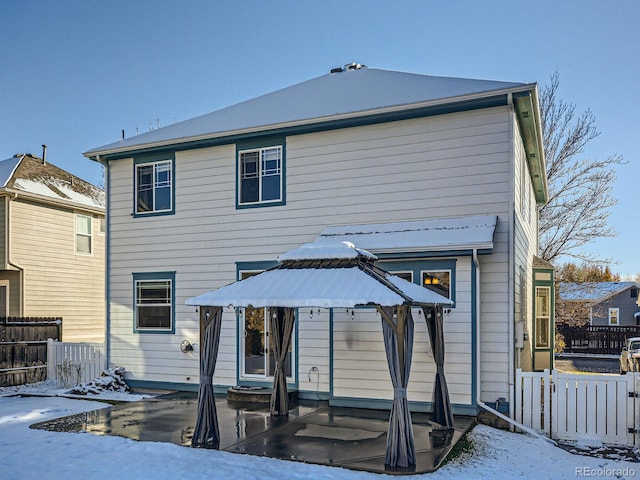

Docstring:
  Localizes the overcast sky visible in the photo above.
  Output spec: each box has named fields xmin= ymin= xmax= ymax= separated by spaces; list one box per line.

xmin=2 ymin=0 xmax=637 ymax=275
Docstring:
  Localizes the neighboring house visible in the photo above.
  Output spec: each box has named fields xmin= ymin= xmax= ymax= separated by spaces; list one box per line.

xmin=559 ymin=282 xmax=640 ymax=326
xmin=84 ymin=64 xmax=551 ymax=418
xmin=0 ymin=153 xmax=105 ymax=342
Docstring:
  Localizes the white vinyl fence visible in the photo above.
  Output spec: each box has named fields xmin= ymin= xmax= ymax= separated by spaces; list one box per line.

xmin=47 ymin=339 xmax=106 ymax=388
xmin=516 ymin=369 xmax=639 ymax=447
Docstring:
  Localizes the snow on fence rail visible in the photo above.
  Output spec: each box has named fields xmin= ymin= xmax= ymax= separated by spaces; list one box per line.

xmin=516 ymin=369 xmax=637 ymax=447
xmin=46 ymin=339 xmax=106 ymax=388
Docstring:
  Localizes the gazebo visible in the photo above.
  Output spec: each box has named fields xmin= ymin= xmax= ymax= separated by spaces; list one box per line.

xmin=186 ymin=241 xmax=454 ymax=470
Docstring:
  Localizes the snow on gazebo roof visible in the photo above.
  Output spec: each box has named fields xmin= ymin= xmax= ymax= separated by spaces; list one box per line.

xmin=186 ymin=242 xmax=452 ymax=309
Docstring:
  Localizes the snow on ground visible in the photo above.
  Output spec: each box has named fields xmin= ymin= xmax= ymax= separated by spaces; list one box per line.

xmin=0 ymin=389 xmax=638 ymax=479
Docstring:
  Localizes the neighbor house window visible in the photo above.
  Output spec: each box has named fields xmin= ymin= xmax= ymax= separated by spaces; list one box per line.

xmin=422 ymin=270 xmax=451 ymax=300
xmin=238 ymin=145 xmax=284 ymax=206
xmin=609 ymin=308 xmax=620 ymax=326
xmin=631 ymin=287 xmax=638 ymax=298
xmin=133 ymin=272 xmax=175 ymax=332
xmin=135 ymin=158 xmax=173 ymax=215
xmin=75 ymin=214 xmax=92 ymax=254
xmin=535 ymin=286 xmax=551 ymax=348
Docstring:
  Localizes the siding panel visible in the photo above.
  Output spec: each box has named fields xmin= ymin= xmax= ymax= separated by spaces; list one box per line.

xmin=107 ymin=107 xmax=513 ymax=406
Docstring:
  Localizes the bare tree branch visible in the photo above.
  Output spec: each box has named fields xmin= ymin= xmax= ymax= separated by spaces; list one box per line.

xmin=538 ymin=71 xmax=624 ymax=264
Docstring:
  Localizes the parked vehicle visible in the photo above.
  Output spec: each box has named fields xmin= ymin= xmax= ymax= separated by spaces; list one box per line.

xmin=620 ymin=337 xmax=640 ymax=374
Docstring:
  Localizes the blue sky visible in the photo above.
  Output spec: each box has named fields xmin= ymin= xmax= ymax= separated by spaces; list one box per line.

xmin=2 ymin=0 xmax=638 ymax=276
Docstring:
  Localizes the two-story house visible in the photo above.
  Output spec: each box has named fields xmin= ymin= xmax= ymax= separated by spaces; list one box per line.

xmin=559 ymin=282 xmax=640 ymax=326
xmin=0 ymin=153 xmax=105 ymax=342
xmin=84 ymin=64 xmax=551 ymax=419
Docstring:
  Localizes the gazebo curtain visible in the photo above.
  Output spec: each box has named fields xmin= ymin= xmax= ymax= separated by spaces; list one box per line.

xmin=191 ymin=306 xmax=223 ymax=448
xmin=423 ymin=305 xmax=453 ymax=429
xmin=269 ymin=307 xmax=296 ymax=416
xmin=380 ymin=305 xmax=416 ymax=469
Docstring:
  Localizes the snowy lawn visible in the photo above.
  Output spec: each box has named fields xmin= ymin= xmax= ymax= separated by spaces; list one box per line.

xmin=0 ymin=388 xmax=639 ymax=479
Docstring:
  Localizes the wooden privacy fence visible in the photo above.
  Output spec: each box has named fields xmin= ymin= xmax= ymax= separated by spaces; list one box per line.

xmin=47 ymin=339 xmax=106 ymax=388
xmin=0 ymin=316 xmax=62 ymax=387
xmin=516 ymin=369 xmax=638 ymax=447
xmin=557 ymin=324 xmax=640 ymax=355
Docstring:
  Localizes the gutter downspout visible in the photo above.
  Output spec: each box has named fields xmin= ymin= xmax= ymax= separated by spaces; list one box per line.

xmin=94 ymin=154 xmax=110 ymax=367
xmin=507 ymin=93 xmax=516 ymax=427
xmin=473 ymin=248 xmax=555 ymax=445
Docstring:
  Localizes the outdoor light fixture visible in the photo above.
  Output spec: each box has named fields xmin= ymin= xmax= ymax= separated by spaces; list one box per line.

xmin=423 ymin=275 xmax=440 ymax=286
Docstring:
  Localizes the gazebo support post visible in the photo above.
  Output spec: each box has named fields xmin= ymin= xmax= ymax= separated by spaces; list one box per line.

xmin=423 ymin=305 xmax=454 ymax=444
xmin=191 ymin=306 xmax=223 ymax=449
xmin=378 ymin=305 xmax=416 ymax=470
xmin=269 ymin=307 xmax=296 ymax=416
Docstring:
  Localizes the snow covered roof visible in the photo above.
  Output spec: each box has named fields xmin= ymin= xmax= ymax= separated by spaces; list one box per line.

xmin=314 ymin=215 xmax=498 ymax=253
xmin=277 ymin=241 xmax=377 ymax=262
xmin=186 ymin=242 xmax=452 ymax=308
xmin=85 ymin=67 xmax=532 ymax=158
xmin=559 ymin=282 xmax=640 ymax=302
xmin=0 ymin=155 xmax=104 ymax=210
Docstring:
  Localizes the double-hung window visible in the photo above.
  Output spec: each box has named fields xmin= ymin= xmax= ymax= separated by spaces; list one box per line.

xmin=238 ymin=144 xmax=284 ymax=206
xmin=609 ymin=307 xmax=620 ymax=326
xmin=75 ymin=214 xmax=92 ymax=254
xmin=135 ymin=157 xmax=174 ymax=215
xmin=133 ymin=272 xmax=175 ymax=333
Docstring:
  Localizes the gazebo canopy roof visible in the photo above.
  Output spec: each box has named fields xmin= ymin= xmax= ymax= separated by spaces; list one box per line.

xmin=186 ymin=242 xmax=453 ymax=308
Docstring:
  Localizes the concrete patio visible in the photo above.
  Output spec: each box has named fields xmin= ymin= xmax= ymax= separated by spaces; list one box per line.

xmin=31 ymin=391 xmax=474 ymax=475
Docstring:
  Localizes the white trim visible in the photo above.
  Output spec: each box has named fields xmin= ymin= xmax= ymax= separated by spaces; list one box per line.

xmin=237 ymin=145 xmax=283 ymax=205
xmin=0 ymin=280 xmax=9 ymax=316
xmin=420 ymin=268 xmax=452 ymax=300
xmin=609 ymin=307 xmax=620 ymax=326
xmin=134 ymin=159 xmax=173 ymax=214
xmin=134 ymin=278 xmax=173 ymax=331
xmin=75 ymin=213 xmax=93 ymax=256
xmin=237 ymin=269 xmax=295 ymax=382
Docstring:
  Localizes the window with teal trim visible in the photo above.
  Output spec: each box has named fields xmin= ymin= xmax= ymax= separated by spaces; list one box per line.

xmin=134 ymin=157 xmax=174 ymax=215
xmin=237 ymin=140 xmax=285 ymax=208
xmin=133 ymin=272 xmax=175 ymax=333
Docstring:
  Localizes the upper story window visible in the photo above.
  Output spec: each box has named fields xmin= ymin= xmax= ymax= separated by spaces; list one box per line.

xmin=134 ymin=155 xmax=174 ymax=216
xmin=75 ymin=214 xmax=92 ymax=254
xmin=237 ymin=139 xmax=285 ymax=208
xmin=133 ymin=272 xmax=175 ymax=333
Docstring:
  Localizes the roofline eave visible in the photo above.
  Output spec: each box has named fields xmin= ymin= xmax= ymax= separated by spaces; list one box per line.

xmin=84 ymin=83 xmax=539 ymax=161
xmin=369 ymin=242 xmax=494 ymax=255
xmin=2 ymin=187 xmax=105 ymax=215
xmin=513 ymin=87 xmax=549 ymax=204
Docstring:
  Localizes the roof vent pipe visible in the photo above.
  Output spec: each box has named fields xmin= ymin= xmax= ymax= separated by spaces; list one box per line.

xmin=41 ymin=144 xmax=47 ymax=165
xmin=345 ymin=62 xmax=366 ymax=70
